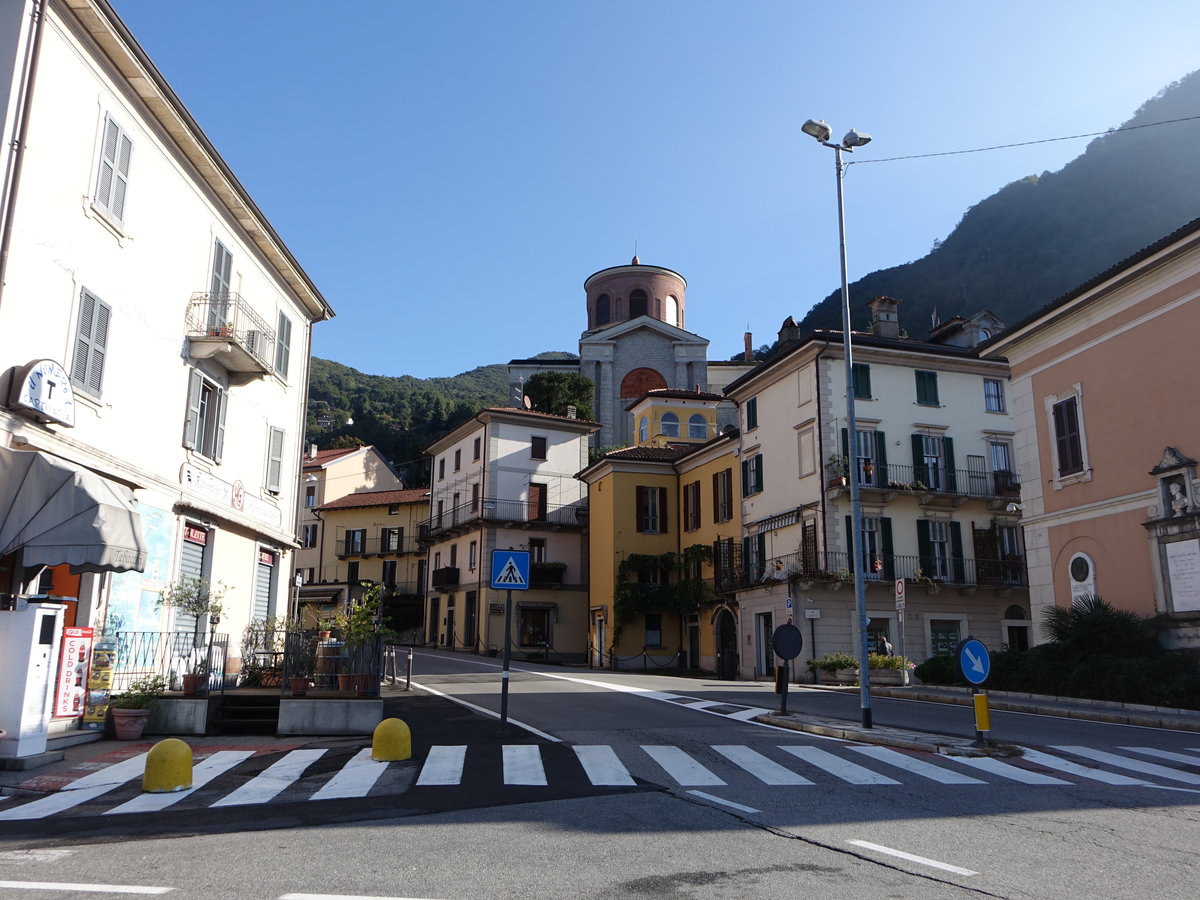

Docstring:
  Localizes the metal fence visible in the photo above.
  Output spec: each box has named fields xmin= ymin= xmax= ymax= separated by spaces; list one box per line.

xmin=108 ymin=631 xmax=229 ymax=694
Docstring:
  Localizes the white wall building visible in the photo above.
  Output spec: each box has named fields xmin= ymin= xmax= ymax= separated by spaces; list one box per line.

xmin=0 ymin=0 xmax=332 ymax=729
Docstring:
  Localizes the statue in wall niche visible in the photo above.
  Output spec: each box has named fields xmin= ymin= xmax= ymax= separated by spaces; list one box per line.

xmin=1169 ymin=480 xmax=1189 ymax=517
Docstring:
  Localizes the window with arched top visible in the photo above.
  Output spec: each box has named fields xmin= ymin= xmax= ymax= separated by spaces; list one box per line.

xmin=596 ymin=294 xmax=610 ymax=326
xmin=664 ymin=295 xmax=679 ymax=327
xmin=688 ymin=414 xmax=707 ymax=439
xmin=661 ymin=412 xmax=679 ymax=437
xmin=629 ymin=289 xmax=648 ymax=318
xmin=639 ymin=416 xmax=648 ymax=442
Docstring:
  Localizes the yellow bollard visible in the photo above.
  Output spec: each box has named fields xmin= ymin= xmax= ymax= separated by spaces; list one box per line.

xmin=142 ymin=738 xmax=193 ymax=793
xmin=372 ymin=717 xmax=412 ymax=761
xmin=973 ymin=691 xmax=991 ymax=733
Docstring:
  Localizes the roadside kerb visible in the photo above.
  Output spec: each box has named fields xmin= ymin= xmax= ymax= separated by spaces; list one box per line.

xmin=754 ymin=712 xmax=986 ymax=756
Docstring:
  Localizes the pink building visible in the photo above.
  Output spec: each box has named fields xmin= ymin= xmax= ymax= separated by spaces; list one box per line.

xmin=984 ymin=217 xmax=1200 ymax=647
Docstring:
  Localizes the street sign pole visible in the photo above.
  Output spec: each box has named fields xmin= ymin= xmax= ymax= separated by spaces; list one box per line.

xmin=500 ymin=587 xmax=513 ymax=734
xmin=771 ymin=622 xmax=804 ymax=716
xmin=895 ymin=578 xmax=907 ymax=686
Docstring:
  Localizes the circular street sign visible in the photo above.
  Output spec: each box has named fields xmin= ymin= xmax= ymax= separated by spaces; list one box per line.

xmin=956 ymin=638 xmax=991 ymax=686
xmin=771 ymin=623 xmax=804 ymax=661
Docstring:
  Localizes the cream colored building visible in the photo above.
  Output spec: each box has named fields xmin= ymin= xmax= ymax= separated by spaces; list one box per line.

xmin=423 ymin=408 xmax=597 ymax=662
xmin=724 ymin=300 xmax=1029 ymax=679
xmin=983 ymin=217 xmax=1200 ymax=647
xmin=0 ymin=0 xmax=332 ymax=705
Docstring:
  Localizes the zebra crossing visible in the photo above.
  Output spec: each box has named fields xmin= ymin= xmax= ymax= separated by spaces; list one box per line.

xmin=1 ymin=742 xmax=1198 ymax=822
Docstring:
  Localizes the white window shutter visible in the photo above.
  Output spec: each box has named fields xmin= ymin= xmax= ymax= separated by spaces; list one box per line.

xmin=213 ymin=388 xmax=227 ymax=463
xmin=184 ymin=371 xmax=203 ymax=449
xmin=266 ymin=426 xmax=285 ymax=492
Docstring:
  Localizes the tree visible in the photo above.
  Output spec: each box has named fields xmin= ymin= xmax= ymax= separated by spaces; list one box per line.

xmin=524 ymin=371 xmax=594 ymax=420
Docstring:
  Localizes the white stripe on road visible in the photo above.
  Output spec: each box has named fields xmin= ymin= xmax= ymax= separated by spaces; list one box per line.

xmin=0 ymin=881 xmax=170 ymax=895
xmin=1021 ymin=748 xmax=1151 ymax=785
xmin=780 ymin=746 xmax=900 ymax=784
xmin=848 ymin=746 xmax=985 ymax=784
xmin=574 ymin=745 xmax=637 ymax=786
xmin=106 ymin=750 xmax=254 ymax=815
xmin=686 ymin=790 xmax=760 ymax=813
xmin=409 ymin=680 xmax=560 ymax=742
xmin=642 ymin=745 xmax=725 ymax=786
xmin=0 ymin=753 xmax=149 ymax=820
xmin=503 ymin=745 xmax=547 ymax=785
xmin=713 ymin=745 xmax=813 ymax=785
xmin=1052 ymin=746 xmax=1200 ymax=785
xmin=1120 ymin=746 xmax=1200 ymax=767
xmin=310 ymin=748 xmax=389 ymax=800
xmin=949 ymin=755 xmax=1070 ymax=785
xmin=847 ymin=840 xmax=978 ymax=876
xmin=209 ymin=749 xmax=327 ymax=807
xmin=416 ymin=745 xmax=466 ymax=785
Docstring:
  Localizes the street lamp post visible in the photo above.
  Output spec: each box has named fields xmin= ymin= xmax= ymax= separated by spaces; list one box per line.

xmin=802 ymin=118 xmax=874 ymax=728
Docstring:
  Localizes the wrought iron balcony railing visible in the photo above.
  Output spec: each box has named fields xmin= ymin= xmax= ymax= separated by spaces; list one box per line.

xmin=185 ymin=293 xmax=276 ymax=375
xmin=421 ymin=497 xmax=588 ymax=542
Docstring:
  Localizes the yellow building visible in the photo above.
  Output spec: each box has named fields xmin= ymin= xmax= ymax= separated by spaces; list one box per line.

xmin=300 ymin=488 xmax=430 ymax=636
xmin=579 ymin=390 xmax=741 ymax=675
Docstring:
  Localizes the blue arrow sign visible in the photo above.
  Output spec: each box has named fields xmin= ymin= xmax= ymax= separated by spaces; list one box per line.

xmin=956 ymin=638 xmax=991 ymax=685
xmin=491 ymin=550 xmax=530 ymax=591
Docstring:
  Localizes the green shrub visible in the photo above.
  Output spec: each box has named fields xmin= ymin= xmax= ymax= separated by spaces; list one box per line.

xmin=867 ymin=652 xmax=913 ymax=671
xmin=913 ymin=654 xmax=959 ymax=685
xmin=808 ymin=651 xmax=859 ymax=674
xmin=111 ymin=675 xmax=167 ymax=709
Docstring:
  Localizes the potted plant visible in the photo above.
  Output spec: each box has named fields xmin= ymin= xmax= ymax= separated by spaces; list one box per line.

xmin=530 ymin=560 xmax=567 ymax=587
xmin=181 ymin=659 xmax=208 ymax=696
xmin=808 ymin=651 xmax=859 ymax=685
xmin=289 ymin=642 xmax=316 ymax=697
xmin=110 ymin=675 xmax=166 ymax=740
xmin=866 ymin=651 xmax=915 ymax=685
xmin=334 ymin=587 xmax=383 ymax=695
xmin=158 ymin=576 xmax=226 ymax=633
xmin=826 ymin=453 xmax=849 ymax=487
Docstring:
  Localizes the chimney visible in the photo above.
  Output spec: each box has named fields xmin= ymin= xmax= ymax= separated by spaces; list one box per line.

xmin=308 ymin=443 xmax=317 ymax=458
xmin=744 ymin=332 xmax=753 ymax=362
xmin=777 ymin=316 xmax=801 ymax=345
xmin=868 ymin=296 xmax=902 ymax=339
xmin=566 ymin=405 xmax=577 ymax=419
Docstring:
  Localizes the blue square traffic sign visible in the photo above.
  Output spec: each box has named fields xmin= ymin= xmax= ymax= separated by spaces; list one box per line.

xmin=491 ymin=550 xmax=530 ymax=591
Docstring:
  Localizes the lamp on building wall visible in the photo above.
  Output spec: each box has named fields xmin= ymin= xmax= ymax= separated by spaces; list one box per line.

xmin=802 ymin=118 xmax=875 ymax=728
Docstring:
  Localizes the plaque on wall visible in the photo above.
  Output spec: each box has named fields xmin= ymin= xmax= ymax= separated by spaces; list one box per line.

xmin=1165 ymin=539 xmax=1200 ymax=613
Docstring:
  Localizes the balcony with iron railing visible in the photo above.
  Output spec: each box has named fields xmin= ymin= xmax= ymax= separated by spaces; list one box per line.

xmin=185 ymin=292 xmax=276 ymax=378
xmin=430 ymin=566 xmax=460 ymax=590
xmin=715 ymin=547 xmax=1027 ymax=593
xmin=336 ymin=535 xmax=423 ymax=559
xmin=829 ymin=460 xmax=1021 ymax=506
xmin=421 ymin=496 xmax=588 ymax=542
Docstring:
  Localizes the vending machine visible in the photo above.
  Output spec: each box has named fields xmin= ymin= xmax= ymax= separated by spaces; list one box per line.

xmin=0 ymin=601 xmax=66 ymax=758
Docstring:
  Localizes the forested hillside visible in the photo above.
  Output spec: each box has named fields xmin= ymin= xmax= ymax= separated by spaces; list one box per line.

xmin=796 ymin=70 xmax=1200 ymax=336
xmin=305 ymin=354 xmax=575 ymax=483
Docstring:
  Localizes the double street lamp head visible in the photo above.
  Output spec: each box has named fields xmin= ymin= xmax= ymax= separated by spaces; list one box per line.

xmin=802 ymin=118 xmax=872 ymax=151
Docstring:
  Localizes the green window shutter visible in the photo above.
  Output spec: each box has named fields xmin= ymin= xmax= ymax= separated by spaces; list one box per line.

xmin=712 ymin=472 xmax=719 ymax=523
xmin=741 ymin=458 xmax=751 ymax=496
xmin=755 ymin=455 xmax=764 ymax=493
xmin=746 ymin=397 xmax=758 ymax=430
xmin=916 ymin=371 xmax=939 ymax=405
xmin=841 ymin=427 xmax=849 ymax=463
xmin=635 ymin=486 xmax=647 ymax=533
xmin=874 ymin=431 xmax=888 ymax=484
xmin=852 ymin=363 xmax=871 ymax=399
xmin=943 ymin=437 xmax=957 ymax=492
xmin=911 ymin=434 xmax=926 ymax=485
xmin=880 ymin=517 xmax=894 ymax=580
xmin=950 ymin=522 xmax=965 ymax=583
xmin=845 ymin=515 xmax=853 ymax=573
xmin=916 ymin=520 xmax=932 ymax=575
xmin=658 ymin=486 xmax=669 ymax=533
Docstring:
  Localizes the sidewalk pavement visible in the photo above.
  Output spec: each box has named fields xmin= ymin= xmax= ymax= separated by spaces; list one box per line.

xmin=757 ymin=684 xmax=1200 ymax=756
xmin=4 ymin=683 xmax=1200 ymax=796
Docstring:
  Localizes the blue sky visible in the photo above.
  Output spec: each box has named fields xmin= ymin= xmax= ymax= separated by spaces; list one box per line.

xmin=112 ymin=1 xmax=1200 ymax=380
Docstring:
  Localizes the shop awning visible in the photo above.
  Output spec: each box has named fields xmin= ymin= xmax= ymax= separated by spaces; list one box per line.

xmin=0 ymin=447 xmax=146 ymax=574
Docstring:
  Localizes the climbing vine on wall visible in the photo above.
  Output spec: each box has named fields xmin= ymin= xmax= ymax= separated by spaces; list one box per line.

xmin=611 ymin=544 xmax=716 ymax=646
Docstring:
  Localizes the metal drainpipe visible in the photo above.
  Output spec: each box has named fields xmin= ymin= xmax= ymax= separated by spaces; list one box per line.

xmin=0 ymin=0 xmax=48 ymax=311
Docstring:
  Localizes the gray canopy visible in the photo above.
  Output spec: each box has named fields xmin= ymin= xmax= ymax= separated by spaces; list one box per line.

xmin=0 ymin=446 xmax=146 ymax=574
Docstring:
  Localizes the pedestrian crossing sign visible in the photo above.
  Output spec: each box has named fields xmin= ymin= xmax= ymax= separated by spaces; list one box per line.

xmin=491 ymin=550 xmax=530 ymax=591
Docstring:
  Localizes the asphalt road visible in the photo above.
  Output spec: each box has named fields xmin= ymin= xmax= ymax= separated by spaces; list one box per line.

xmin=0 ymin=649 xmax=1197 ymax=899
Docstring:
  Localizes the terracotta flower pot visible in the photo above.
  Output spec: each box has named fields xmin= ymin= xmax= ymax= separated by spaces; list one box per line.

xmin=112 ymin=708 xmax=150 ymax=740
xmin=182 ymin=673 xmax=205 ymax=696
xmin=290 ymin=676 xmax=309 ymax=697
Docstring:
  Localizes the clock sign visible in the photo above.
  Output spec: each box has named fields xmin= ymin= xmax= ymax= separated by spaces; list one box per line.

xmin=10 ymin=359 xmax=76 ymax=426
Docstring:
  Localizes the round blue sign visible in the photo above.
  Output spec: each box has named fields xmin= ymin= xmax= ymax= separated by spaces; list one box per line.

xmin=956 ymin=638 xmax=991 ymax=685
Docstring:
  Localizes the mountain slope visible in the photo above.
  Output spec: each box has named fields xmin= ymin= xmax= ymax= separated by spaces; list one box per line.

xmin=796 ymin=70 xmax=1200 ymax=336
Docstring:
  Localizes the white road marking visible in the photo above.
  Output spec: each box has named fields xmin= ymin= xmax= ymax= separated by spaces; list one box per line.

xmin=847 ymin=840 xmax=978 ymax=876
xmin=1052 ymin=745 xmax=1200 ymax=785
xmin=848 ymin=746 xmax=985 ymax=784
xmin=280 ymin=894 xmax=435 ymax=900
xmin=1119 ymin=746 xmax=1200 ymax=767
xmin=642 ymin=745 xmax=725 ymax=785
xmin=310 ymin=748 xmax=389 ymax=800
xmin=0 ymin=753 xmax=148 ymax=820
xmin=949 ymin=755 xmax=1070 ymax=785
xmin=780 ymin=746 xmax=901 ymax=784
xmin=210 ymin=749 xmax=327 ymax=807
xmin=574 ymin=745 xmax=637 ymax=785
xmin=503 ymin=745 xmax=547 ymax=785
xmin=713 ymin=745 xmax=813 ymax=784
xmin=1021 ymin=748 xmax=1151 ymax=785
xmin=416 ymin=745 xmax=466 ymax=786
xmin=0 ymin=881 xmax=171 ymax=895
xmin=686 ymin=790 xmax=760 ymax=813
xmin=106 ymin=750 xmax=254 ymax=814
xmin=410 ymin=680 xmax=560 ymax=742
